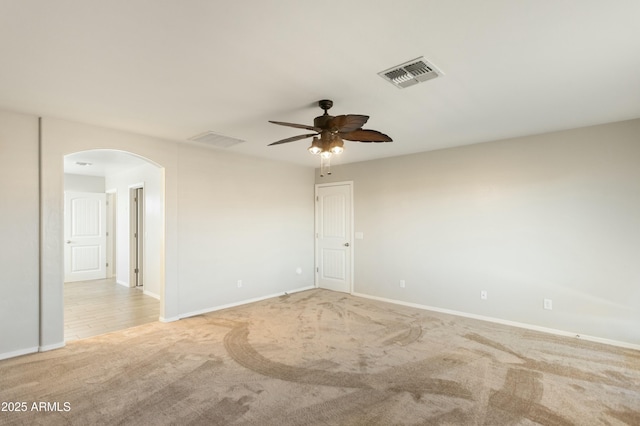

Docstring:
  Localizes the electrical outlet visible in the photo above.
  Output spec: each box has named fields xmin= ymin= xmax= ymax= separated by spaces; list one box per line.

xmin=237 ymin=280 xmax=243 ymax=288
xmin=399 ymin=280 xmax=406 ymax=288
xmin=544 ymin=298 xmax=553 ymax=310
xmin=480 ymin=290 xmax=487 ymax=300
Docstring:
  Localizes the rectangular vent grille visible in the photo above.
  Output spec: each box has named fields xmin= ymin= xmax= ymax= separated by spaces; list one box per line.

xmin=378 ymin=57 xmax=444 ymax=89
xmin=188 ymin=131 xmax=245 ymax=148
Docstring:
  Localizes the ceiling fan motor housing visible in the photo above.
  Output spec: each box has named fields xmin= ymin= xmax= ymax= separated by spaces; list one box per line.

xmin=314 ymin=114 xmax=333 ymax=129
xmin=314 ymin=99 xmax=335 ymax=128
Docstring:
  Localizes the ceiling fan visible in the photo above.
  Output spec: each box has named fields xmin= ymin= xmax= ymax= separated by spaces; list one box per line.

xmin=268 ymin=99 xmax=392 ymax=176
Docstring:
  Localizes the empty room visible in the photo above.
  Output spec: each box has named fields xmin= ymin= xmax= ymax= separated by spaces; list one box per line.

xmin=1 ymin=1 xmax=639 ymax=425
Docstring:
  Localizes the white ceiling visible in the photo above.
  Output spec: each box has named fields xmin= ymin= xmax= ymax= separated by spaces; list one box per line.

xmin=2 ymin=1 xmax=640 ymax=169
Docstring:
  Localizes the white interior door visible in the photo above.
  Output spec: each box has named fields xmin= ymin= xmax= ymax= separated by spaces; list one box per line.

xmin=64 ymin=191 xmax=107 ymax=282
xmin=316 ymin=183 xmax=352 ymax=293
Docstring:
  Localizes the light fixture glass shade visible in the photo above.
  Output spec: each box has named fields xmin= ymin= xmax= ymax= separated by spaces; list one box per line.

xmin=308 ymin=137 xmax=321 ymax=155
xmin=329 ymin=135 xmax=344 ymax=154
xmin=320 ymin=150 xmax=332 ymax=159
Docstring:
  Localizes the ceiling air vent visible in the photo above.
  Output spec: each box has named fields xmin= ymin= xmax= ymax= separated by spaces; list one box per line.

xmin=188 ymin=131 xmax=245 ymax=148
xmin=378 ymin=57 xmax=444 ymax=89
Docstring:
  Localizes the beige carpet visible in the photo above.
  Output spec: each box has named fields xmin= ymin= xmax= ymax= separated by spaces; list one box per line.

xmin=1 ymin=289 xmax=638 ymax=425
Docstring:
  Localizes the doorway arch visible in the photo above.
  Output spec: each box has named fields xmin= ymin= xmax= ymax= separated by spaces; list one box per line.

xmin=62 ymin=150 xmax=164 ymax=339
xmin=39 ymin=118 xmax=180 ymax=351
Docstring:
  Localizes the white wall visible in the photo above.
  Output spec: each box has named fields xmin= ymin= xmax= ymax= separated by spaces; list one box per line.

xmin=176 ymin=143 xmax=315 ymax=315
xmin=317 ymin=118 xmax=640 ymax=346
xmin=0 ymin=110 xmax=40 ymax=359
xmin=64 ymin=173 xmax=105 ymax=193
xmin=105 ymin=163 xmax=162 ymax=298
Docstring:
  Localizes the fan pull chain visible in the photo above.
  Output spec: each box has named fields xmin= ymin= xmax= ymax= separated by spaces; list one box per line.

xmin=320 ymin=156 xmax=331 ymax=177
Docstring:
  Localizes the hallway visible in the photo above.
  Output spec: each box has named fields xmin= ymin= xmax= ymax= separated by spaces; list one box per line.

xmin=64 ymin=278 xmax=159 ymax=341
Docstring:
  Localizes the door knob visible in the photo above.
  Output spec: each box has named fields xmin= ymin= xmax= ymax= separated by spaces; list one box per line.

xmin=344 ymin=242 xmax=350 ymax=247
xmin=66 ymin=240 xmax=72 ymax=244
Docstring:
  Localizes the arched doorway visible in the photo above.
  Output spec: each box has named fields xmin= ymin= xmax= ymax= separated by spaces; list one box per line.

xmin=63 ymin=149 xmax=164 ymax=340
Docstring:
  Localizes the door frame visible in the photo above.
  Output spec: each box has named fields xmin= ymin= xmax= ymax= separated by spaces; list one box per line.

xmin=129 ymin=183 xmax=145 ymax=288
xmin=106 ymin=190 xmax=117 ymax=279
xmin=314 ymin=181 xmax=354 ymax=293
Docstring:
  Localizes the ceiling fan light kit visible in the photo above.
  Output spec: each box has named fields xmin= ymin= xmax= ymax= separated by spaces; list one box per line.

xmin=308 ymin=137 xmax=322 ymax=155
xmin=308 ymin=134 xmax=344 ymax=156
xmin=269 ymin=99 xmax=392 ymax=177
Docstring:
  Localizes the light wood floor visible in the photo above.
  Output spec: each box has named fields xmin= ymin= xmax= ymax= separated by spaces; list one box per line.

xmin=64 ymin=278 xmax=159 ymax=341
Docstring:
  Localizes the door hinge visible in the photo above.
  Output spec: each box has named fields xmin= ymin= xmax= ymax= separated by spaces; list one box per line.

xmin=135 ymin=268 xmax=139 ymax=274
xmin=316 ymin=267 xmax=319 ymax=273
xmin=106 ymin=262 xmax=109 ymax=267
xmin=106 ymin=231 xmax=109 ymax=236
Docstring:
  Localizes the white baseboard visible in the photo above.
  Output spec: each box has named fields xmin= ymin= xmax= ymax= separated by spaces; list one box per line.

xmin=352 ymin=292 xmax=640 ymax=352
xmin=0 ymin=346 xmax=39 ymax=361
xmin=143 ymin=290 xmax=160 ymax=300
xmin=179 ymin=285 xmax=316 ymax=320
xmin=159 ymin=316 xmax=179 ymax=323
xmin=116 ymin=280 xmax=129 ymax=287
xmin=38 ymin=341 xmax=66 ymax=352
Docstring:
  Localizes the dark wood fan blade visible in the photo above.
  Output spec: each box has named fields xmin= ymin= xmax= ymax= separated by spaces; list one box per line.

xmin=328 ymin=115 xmax=369 ymax=133
xmin=268 ymin=133 xmax=318 ymax=146
xmin=269 ymin=120 xmax=321 ymax=132
xmin=340 ymin=129 xmax=393 ymax=143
